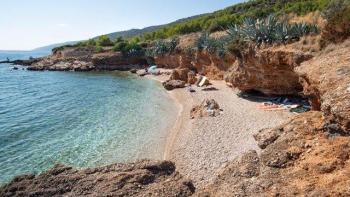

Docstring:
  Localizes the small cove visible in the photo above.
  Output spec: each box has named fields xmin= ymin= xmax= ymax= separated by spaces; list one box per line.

xmin=0 ymin=52 xmax=178 ymax=184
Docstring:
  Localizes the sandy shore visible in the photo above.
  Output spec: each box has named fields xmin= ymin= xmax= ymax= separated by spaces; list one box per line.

xmin=146 ymin=72 xmax=293 ymax=188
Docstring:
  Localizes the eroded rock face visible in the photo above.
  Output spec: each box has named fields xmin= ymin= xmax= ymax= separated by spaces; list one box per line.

xmin=0 ymin=160 xmax=195 ymax=197
xmin=92 ymin=52 xmax=147 ymax=70
xmin=170 ymin=68 xmax=197 ymax=84
xmin=225 ymin=47 xmax=313 ymax=95
xmin=296 ymin=39 xmax=350 ymax=133
xmin=197 ymin=111 xmax=350 ymax=196
xmin=155 ymin=51 xmax=236 ymax=80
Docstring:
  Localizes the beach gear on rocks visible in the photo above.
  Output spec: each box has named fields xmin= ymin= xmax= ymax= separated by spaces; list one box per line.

xmin=196 ymin=76 xmax=209 ymax=87
xmin=148 ymin=65 xmax=159 ymax=75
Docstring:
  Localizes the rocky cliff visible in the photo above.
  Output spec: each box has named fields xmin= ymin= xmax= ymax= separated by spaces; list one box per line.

xmin=297 ymin=40 xmax=350 ymax=133
xmin=155 ymin=51 xmax=236 ymax=80
xmin=224 ymin=45 xmax=313 ymax=95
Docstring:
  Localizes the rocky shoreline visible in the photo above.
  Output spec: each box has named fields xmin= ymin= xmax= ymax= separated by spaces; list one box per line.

xmin=1 ymin=31 xmax=350 ymax=196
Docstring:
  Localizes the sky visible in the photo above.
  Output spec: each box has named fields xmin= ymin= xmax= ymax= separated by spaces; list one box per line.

xmin=0 ymin=0 xmax=244 ymax=50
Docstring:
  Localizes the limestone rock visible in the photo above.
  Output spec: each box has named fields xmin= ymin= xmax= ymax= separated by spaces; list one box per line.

xmin=162 ymin=80 xmax=186 ymax=90
xmin=296 ymin=39 xmax=350 ymax=133
xmin=0 ymin=160 xmax=195 ymax=197
xmin=224 ymin=47 xmax=313 ymax=95
xmin=154 ymin=50 xmax=236 ymax=80
xmin=170 ymin=68 xmax=190 ymax=81
xmin=92 ymin=52 xmax=147 ymax=70
xmin=197 ymin=111 xmax=350 ymax=196
xmin=190 ymin=99 xmax=221 ymax=119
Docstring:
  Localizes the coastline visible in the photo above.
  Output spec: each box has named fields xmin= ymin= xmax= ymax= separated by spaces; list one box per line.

xmin=144 ymin=73 xmax=193 ymax=160
xmin=145 ymin=72 xmax=293 ymax=188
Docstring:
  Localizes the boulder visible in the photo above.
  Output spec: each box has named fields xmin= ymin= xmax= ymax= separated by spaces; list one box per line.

xmin=296 ymin=39 xmax=350 ymax=133
xmin=190 ymin=99 xmax=221 ymax=119
xmin=170 ymin=68 xmax=190 ymax=81
xmin=187 ymin=71 xmax=197 ymax=84
xmin=224 ymin=47 xmax=313 ymax=95
xmin=162 ymin=80 xmax=186 ymax=90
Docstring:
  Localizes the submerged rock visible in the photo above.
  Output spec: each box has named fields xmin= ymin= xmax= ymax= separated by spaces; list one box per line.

xmin=0 ymin=160 xmax=195 ymax=197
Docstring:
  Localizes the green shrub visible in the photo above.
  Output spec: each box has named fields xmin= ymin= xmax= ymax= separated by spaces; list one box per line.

xmin=321 ymin=0 xmax=350 ymax=43
xmin=113 ymin=41 xmax=128 ymax=52
xmin=146 ymin=37 xmax=179 ymax=56
xmin=95 ymin=46 xmax=104 ymax=53
xmin=226 ymin=39 xmax=247 ymax=58
xmin=97 ymin=35 xmax=113 ymax=47
xmin=86 ymin=39 xmax=96 ymax=46
xmin=195 ymin=32 xmax=229 ymax=57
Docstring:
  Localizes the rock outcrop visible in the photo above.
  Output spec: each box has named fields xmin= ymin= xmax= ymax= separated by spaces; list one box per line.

xmin=155 ymin=51 xmax=236 ymax=80
xmin=28 ymin=60 xmax=95 ymax=71
xmin=296 ymin=39 xmax=350 ymax=133
xmin=224 ymin=46 xmax=313 ymax=95
xmin=0 ymin=160 xmax=195 ymax=197
xmin=92 ymin=52 xmax=147 ymax=70
xmin=197 ymin=111 xmax=350 ymax=196
xmin=27 ymin=47 xmax=148 ymax=72
xmin=170 ymin=68 xmax=197 ymax=84
xmin=162 ymin=80 xmax=186 ymax=91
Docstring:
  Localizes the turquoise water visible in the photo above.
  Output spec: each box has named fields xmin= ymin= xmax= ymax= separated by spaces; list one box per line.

xmin=0 ymin=52 xmax=178 ymax=184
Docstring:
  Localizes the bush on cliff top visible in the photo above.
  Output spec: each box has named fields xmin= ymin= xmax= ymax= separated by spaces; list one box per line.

xmin=97 ymin=35 xmax=114 ymax=47
xmin=321 ymin=0 xmax=350 ymax=44
xmin=139 ymin=0 xmax=330 ymax=41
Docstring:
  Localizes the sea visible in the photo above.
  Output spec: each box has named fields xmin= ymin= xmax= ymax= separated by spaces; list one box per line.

xmin=0 ymin=50 xmax=178 ymax=184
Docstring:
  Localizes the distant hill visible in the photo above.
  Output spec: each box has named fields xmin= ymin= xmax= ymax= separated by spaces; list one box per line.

xmin=32 ymin=41 xmax=79 ymax=52
xmin=101 ymin=14 xmax=207 ymax=40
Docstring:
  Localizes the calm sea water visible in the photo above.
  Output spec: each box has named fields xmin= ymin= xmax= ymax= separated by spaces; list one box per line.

xmin=0 ymin=51 xmax=178 ymax=184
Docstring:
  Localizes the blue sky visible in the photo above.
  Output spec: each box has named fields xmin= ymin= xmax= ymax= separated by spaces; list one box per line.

xmin=0 ymin=0 xmax=244 ymax=50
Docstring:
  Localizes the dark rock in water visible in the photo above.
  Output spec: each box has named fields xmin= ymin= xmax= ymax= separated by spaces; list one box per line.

xmin=0 ymin=160 xmax=195 ymax=197
xmin=12 ymin=67 xmax=19 ymax=70
xmin=163 ymin=80 xmax=186 ymax=90
xmin=130 ymin=69 xmax=137 ymax=73
xmin=0 ymin=58 xmax=42 ymax=66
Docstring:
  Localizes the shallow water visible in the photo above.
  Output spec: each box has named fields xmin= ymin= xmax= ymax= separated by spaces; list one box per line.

xmin=0 ymin=52 xmax=178 ymax=184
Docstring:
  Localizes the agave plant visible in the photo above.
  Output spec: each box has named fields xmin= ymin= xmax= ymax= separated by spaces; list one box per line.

xmin=147 ymin=38 xmax=179 ymax=57
xmin=227 ymin=14 xmax=319 ymax=45
xmin=195 ymin=32 xmax=228 ymax=56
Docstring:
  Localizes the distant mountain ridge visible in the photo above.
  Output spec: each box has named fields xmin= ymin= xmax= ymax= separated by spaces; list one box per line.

xmin=101 ymin=14 xmax=207 ymax=40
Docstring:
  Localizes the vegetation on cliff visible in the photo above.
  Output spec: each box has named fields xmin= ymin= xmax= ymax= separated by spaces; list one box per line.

xmin=139 ymin=0 xmax=330 ymax=41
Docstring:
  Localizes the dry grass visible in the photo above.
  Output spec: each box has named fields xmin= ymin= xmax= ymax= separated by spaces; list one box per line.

xmin=288 ymin=11 xmax=326 ymax=28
